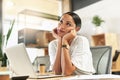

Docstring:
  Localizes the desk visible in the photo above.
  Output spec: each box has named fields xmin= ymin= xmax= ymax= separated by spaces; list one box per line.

xmin=112 ymin=69 xmax=120 ymax=75
xmin=0 ymin=70 xmax=11 ymax=80
xmin=1 ymin=67 xmax=120 ymax=80
xmin=112 ymin=69 xmax=120 ymax=72
xmin=27 ymin=74 xmax=120 ymax=80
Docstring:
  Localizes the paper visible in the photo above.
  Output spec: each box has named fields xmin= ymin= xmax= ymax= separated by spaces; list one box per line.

xmin=62 ymin=74 xmax=120 ymax=80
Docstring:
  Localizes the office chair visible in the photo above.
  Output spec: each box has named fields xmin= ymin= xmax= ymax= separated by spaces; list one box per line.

xmin=90 ymin=46 xmax=112 ymax=74
xmin=33 ymin=55 xmax=50 ymax=72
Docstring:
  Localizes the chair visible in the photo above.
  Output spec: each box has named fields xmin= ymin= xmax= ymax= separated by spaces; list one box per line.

xmin=33 ymin=55 xmax=50 ymax=72
xmin=90 ymin=46 xmax=112 ymax=74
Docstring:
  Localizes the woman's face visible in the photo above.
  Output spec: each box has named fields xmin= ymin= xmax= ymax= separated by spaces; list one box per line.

xmin=57 ymin=14 xmax=76 ymax=37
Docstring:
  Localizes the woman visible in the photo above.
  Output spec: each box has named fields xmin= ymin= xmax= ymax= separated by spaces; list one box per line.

xmin=48 ymin=12 xmax=95 ymax=76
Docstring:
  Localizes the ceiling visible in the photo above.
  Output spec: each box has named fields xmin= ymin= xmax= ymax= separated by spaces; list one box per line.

xmin=75 ymin=0 xmax=120 ymax=18
xmin=71 ymin=0 xmax=102 ymax=11
xmin=3 ymin=0 xmax=60 ymax=20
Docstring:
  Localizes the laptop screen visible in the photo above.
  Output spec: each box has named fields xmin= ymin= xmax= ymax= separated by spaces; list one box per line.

xmin=5 ymin=43 xmax=36 ymax=77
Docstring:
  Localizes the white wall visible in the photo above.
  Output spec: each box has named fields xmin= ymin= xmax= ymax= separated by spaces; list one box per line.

xmin=4 ymin=0 xmax=120 ymax=49
xmin=2 ymin=0 xmax=61 ymax=61
xmin=75 ymin=0 xmax=120 ymax=49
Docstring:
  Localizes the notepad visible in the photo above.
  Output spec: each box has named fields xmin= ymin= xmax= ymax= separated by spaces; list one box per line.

xmin=62 ymin=74 xmax=120 ymax=80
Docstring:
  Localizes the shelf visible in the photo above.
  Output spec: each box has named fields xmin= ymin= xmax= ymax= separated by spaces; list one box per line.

xmin=18 ymin=28 xmax=55 ymax=48
xmin=18 ymin=9 xmax=59 ymax=20
xmin=92 ymin=34 xmax=105 ymax=46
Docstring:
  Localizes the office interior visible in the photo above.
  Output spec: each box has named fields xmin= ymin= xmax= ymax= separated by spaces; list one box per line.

xmin=0 ymin=0 xmax=120 ymax=76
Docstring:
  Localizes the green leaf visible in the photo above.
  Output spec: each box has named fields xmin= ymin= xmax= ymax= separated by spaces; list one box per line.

xmin=0 ymin=34 xmax=2 ymax=46
xmin=0 ymin=34 xmax=3 ymax=60
xmin=6 ymin=19 xmax=15 ymax=45
xmin=92 ymin=15 xmax=104 ymax=27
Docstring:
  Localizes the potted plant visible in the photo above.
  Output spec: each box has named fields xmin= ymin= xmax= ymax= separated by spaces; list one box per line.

xmin=0 ymin=19 xmax=15 ymax=66
xmin=92 ymin=15 xmax=105 ymax=34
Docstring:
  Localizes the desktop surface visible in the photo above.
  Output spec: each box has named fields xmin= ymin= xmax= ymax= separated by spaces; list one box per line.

xmin=27 ymin=74 xmax=120 ymax=80
xmin=1 ymin=67 xmax=120 ymax=80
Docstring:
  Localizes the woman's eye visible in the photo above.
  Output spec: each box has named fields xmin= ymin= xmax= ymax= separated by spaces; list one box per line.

xmin=66 ymin=23 xmax=71 ymax=26
xmin=60 ymin=20 xmax=63 ymax=24
xmin=59 ymin=20 xmax=63 ymax=25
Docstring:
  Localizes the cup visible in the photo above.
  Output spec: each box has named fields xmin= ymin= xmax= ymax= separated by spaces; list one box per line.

xmin=39 ymin=64 xmax=45 ymax=74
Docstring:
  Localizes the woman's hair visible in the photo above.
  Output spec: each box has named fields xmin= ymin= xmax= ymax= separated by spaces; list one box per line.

xmin=63 ymin=12 xmax=81 ymax=28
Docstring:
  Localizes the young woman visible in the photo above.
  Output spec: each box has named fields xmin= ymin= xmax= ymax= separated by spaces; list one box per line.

xmin=48 ymin=12 xmax=95 ymax=76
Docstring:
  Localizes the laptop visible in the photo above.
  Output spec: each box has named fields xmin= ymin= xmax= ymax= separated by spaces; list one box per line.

xmin=5 ymin=43 xmax=63 ymax=79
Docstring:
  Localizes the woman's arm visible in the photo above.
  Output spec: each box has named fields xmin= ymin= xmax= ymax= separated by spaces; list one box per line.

xmin=52 ymin=38 xmax=62 ymax=75
xmin=51 ymin=29 xmax=77 ymax=75
xmin=51 ymin=28 xmax=62 ymax=74
xmin=61 ymin=30 xmax=77 ymax=75
xmin=61 ymin=39 xmax=76 ymax=75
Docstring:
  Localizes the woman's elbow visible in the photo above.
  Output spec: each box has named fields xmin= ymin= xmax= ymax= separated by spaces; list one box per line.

xmin=53 ymin=68 xmax=62 ymax=75
xmin=54 ymin=71 xmax=61 ymax=75
xmin=63 ymin=66 xmax=76 ymax=76
xmin=63 ymin=69 xmax=75 ymax=76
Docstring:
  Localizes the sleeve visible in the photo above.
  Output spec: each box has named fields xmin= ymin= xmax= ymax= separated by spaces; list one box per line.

xmin=71 ymin=37 xmax=95 ymax=74
xmin=48 ymin=40 xmax=57 ymax=71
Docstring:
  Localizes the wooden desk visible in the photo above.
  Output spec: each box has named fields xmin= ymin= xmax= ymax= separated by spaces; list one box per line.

xmin=1 ymin=67 xmax=120 ymax=80
xmin=0 ymin=68 xmax=10 ymax=80
xmin=0 ymin=75 xmax=9 ymax=80
xmin=0 ymin=67 xmax=7 ymax=71
xmin=112 ymin=69 xmax=120 ymax=72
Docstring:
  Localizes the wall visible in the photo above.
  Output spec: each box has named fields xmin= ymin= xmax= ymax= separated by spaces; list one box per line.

xmin=4 ymin=0 xmax=60 ymax=19
xmin=3 ymin=0 xmax=60 ymax=47
xmin=75 ymin=0 xmax=120 ymax=49
xmin=2 ymin=0 xmax=60 ymax=60
xmin=0 ymin=0 xmax=2 ymax=65
xmin=0 ymin=0 xmax=2 ymax=34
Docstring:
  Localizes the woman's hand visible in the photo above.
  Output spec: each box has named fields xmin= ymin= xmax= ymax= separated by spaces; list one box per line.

xmin=62 ymin=29 xmax=76 ymax=42
xmin=52 ymin=28 xmax=61 ymax=39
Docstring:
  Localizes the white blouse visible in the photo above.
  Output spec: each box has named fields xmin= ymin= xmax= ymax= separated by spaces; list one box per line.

xmin=48 ymin=36 xmax=95 ymax=75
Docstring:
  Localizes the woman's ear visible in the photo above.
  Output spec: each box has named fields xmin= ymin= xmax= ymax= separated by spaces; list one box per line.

xmin=75 ymin=27 xmax=80 ymax=31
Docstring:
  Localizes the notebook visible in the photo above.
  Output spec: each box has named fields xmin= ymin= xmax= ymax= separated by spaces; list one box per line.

xmin=5 ymin=43 xmax=63 ymax=79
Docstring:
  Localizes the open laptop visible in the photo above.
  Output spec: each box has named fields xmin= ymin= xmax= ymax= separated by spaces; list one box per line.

xmin=5 ymin=43 xmax=63 ymax=79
